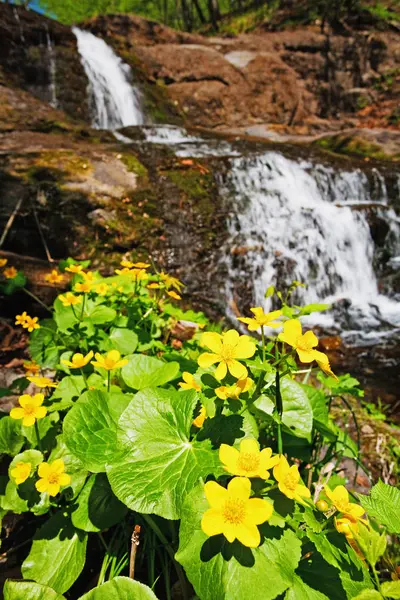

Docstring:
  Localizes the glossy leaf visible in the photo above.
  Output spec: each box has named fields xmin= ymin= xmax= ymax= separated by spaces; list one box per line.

xmin=71 ymin=473 xmax=127 ymax=532
xmin=0 ymin=417 xmax=24 ymax=456
xmin=121 ymin=354 xmax=179 ymax=390
xmin=359 ymin=481 xmax=400 ymax=534
xmin=79 ymin=577 xmax=159 ymax=599
xmin=3 ymin=580 xmax=66 ymax=600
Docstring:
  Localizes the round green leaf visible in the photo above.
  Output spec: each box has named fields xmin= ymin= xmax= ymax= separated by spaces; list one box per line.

xmin=79 ymin=576 xmax=159 ymax=599
xmin=109 ymin=328 xmax=138 ymax=355
xmin=0 ymin=417 xmax=24 ymax=456
xmin=285 ymin=576 xmax=330 ymax=599
xmin=86 ymin=304 xmax=117 ymax=325
xmin=22 ymin=512 xmax=87 ymax=594
xmin=107 ymin=388 xmax=221 ymax=519
xmin=71 ymin=473 xmax=127 ymax=532
xmin=176 ymin=484 xmax=302 ymax=600
xmin=121 ymin=355 xmax=179 ymax=390
xmin=3 ymin=580 xmax=65 ymax=600
xmin=63 ymin=390 xmax=132 ymax=472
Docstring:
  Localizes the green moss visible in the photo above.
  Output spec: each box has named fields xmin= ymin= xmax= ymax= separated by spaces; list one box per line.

xmin=314 ymin=135 xmax=399 ymax=162
xmin=164 ymin=168 xmax=212 ymax=201
xmin=120 ymin=154 xmax=148 ymax=180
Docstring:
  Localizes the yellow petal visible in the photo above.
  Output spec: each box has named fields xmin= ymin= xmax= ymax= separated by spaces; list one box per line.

xmin=235 ymin=523 xmax=261 ymax=548
xmin=260 ymin=449 xmax=280 ymax=471
xmin=233 ymin=336 xmax=256 ymax=359
xmin=201 ymin=508 xmax=225 ymax=537
xmin=222 ymin=329 xmax=240 ymax=346
xmin=201 ymin=332 xmax=222 ymax=353
xmin=47 ymin=483 xmax=61 ymax=496
xmin=273 ymin=455 xmax=290 ymax=481
xmin=10 ymin=407 xmax=24 ymax=420
xmin=34 ymin=406 xmax=47 ymax=419
xmin=198 ymin=352 xmax=219 ymax=369
xmin=247 ymin=498 xmax=273 ymax=524
xmin=331 ymin=485 xmax=349 ymax=508
xmin=18 ymin=394 xmax=32 ymax=408
xmin=268 ymin=310 xmax=283 ymax=321
xmin=214 ymin=361 xmax=228 ymax=380
xmin=108 ymin=350 xmax=121 ymax=363
xmin=51 ymin=459 xmax=65 ymax=474
xmin=279 ymin=319 xmax=302 ymax=347
xmin=346 ymin=503 xmax=365 ymax=519
xmin=59 ymin=473 xmax=71 ymax=487
xmin=295 ymin=484 xmax=311 ymax=499
xmin=227 ymin=360 xmax=247 ymax=379
xmin=219 ymin=444 xmax=240 ymax=470
xmin=278 ymin=481 xmax=295 ymax=499
xmin=239 ymin=438 xmax=259 ymax=455
xmin=296 ymin=348 xmax=317 ymax=363
xmin=38 ymin=463 xmax=51 ymax=478
xmin=204 ymin=480 xmax=228 ymax=509
xmin=215 ymin=386 xmax=228 ymax=400
xmin=35 ymin=479 xmax=48 ymax=493
xmin=22 ymin=415 xmax=36 ymax=427
xmin=223 ymin=523 xmax=237 ymax=543
xmin=302 ymin=330 xmax=318 ymax=348
xmin=227 ymin=476 xmax=251 ymax=500
xmin=237 ymin=317 xmax=253 ymax=326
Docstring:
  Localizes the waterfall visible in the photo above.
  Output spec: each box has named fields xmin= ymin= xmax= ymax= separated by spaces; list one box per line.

xmin=13 ymin=7 xmax=25 ymax=43
xmin=220 ymin=152 xmax=400 ymax=343
xmin=46 ymin=28 xmax=57 ymax=109
xmin=72 ymin=27 xmax=143 ymax=130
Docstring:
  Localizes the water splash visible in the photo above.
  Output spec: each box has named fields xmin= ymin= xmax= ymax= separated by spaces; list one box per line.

xmin=13 ymin=7 xmax=25 ymax=43
xmin=72 ymin=27 xmax=143 ymax=130
xmin=45 ymin=27 xmax=57 ymax=108
xmin=220 ymin=152 xmax=400 ymax=341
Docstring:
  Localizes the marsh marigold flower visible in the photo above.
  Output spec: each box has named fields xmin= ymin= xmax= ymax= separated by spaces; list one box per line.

xmin=91 ymin=350 xmax=128 ymax=371
xmin=35 ymin=459 xmax=71 ymax=496
xmin=24 ymin=316 xmax=40 ymax=332
xmin=23 ymin=360 xmax=40 ymax=376
xmin=220 ymin=439 xmax=280 ymax=479
xmin=179 ymin=372 xmax=201 ymax=392
xmin=167 ymin=290 xmax=181 ymax=301
xmin=27 ymin=376 xmax=58 ymax=389
xmin=3 ymin=266 xmax=17 ymax=279
xmin=193 ymin=406 xmax=206 ymax=428
xmin=324 ymin=485 xmax=366 ymax=521
xmin=273 ymin=456 xmax=311 ymax=503
xmin=11 ymin=461 xmax=32 ymax=485
xmin=0 ymin=258 xmax=8 ymax=268
xmin=65 ymin=264 xmax=83 ymax=274
xmin=160 ymin=272 xmax=183 ymax=291
xmin=201 ymin=477 xmax=273 ymax=548
xmin=10 ymin=393 xmax=47 ymax=426
xmin=335 ymin=516 xmax=358 ymax=539
xmin=121 ymin=260 xmax=150 ymax=269
xmin=238 ymin=307 xmax=283 ymax=332
xmin=278 ymin=319 xmax=337 ymax=379
xmin=58 ymin=292 xmax=82 ymax=307
xmin=15 ymin=312 xmax=28 ymax=326
xmin=45 ymin=270 xmax=64 ymax=284
xmin=74 ymin=281 xmax=92 ymax=293
xmin=95 ymin=282 xmax=109 ymax=296
xmin=198 ymin=330 xmax=256 ymax=380
xmin=147 ymin=283 xmax=161 ymax=290
xmin=215 ymin=377 xmax=253 ymax=400
xmin=62 ymin=351 xmax=94 ymax=369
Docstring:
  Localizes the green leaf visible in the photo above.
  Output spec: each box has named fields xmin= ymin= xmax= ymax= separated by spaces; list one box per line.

xmin=85 ymin=304 xmax=116 ymax=325
xmin=50 ymin=376 xmax=86 ymax=404
xmin=255 ymin=377 xmax=313 ymax=440
xmin=2 ymin=450 xmax=49 ymax=515
xmin=359 ymin=481 xmax=400 ymax=534
xmin=63 ymin=390 xmax=131 ymax=473
xmin=107 ymin=388 xmax=220 ymax=519
xmin=1 ymin=271 xmax=27 ymax=295
xmin=285 ymin=575 xmax=330 ymax=599
xmin=22 ymin=512 xmax=87 ymax=594
xmin=29 ymin=321 xmax=59 ymax=368
xmin=53 ymin=299 xmax=80 ymax=333
xmin=176 ymin=484 xmax=302 ymax=600
xmin=302 ymin=385 xmax=336 ymax=440
xmin=121 ymin=355 xmax=179 ymax=390
xmin=197 ymin=414 xmax=244 ymax=447
xmin=355 ymin=523 xmax=387 ymax=566
xmin=0 ymin=417 xmax=24 ymax=456
xmin=108 ymin=328 xmax=138 ymax=354
xmin=381 ymin=581 xmax=400 ymax=599
xmin=79 ymin=576 xmax=159 ymax=599
xmin=351 ymin=591 xmax=383 ymax=600
xmin=298 ymin=303 xmax=330 ymax=316
xmin=71 ymin=473 xmax=127 ymax=532
xmin=3 ymin=580 xmax=66 ymax=600
xmin=49 ymin=435 xmax=88 ymax=500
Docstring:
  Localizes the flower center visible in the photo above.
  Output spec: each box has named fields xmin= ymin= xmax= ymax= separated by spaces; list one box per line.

xmin=48 ymin=473 xmax=60 ymax=485
xmin=219 ymin=344 xmax=235 ymax=362
xmin=237 ymin=452 xmax=260 ymax=473
xmin=296 ymin=335 xmax=312 ymax=351
xmin=223 ymin=499 xmax=246 ymax=525
xmin=24 ymin=404 xmax=35 ymax=415
xmin=335 ymin=499 xmax=349 ymax=512
xmin=284 ymin=470 xmax=299 ymax=491
xmin=104 ymin=359 xmax=116 ymax=369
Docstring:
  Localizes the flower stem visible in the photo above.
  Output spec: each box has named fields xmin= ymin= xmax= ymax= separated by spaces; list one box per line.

xmin=22 ymin=288 xmax=52 ymax=313
xmin=107 ymin=371 xmax=111 ymax=392
xmin=34 ymin=421 xmax=42 ymax=452
xmin=261 ymin=326 xmax=266 ymax=363
xmin=80 ymin=294 xmax=86 ymax=320
xmin=275 ymin=370 xmax=283 ymax=455
xmin=80 ymin=368 xmax=88 ymax=388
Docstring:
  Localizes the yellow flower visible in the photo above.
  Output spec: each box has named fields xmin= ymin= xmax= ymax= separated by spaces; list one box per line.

xmin=27 ymin=376 xmax=58 ymax=389
xmin=167 ymin=290 xmax=181 ymax=301
xmin=120 ymin=259 xmax=134 ymax=268
xmin=220 ymin=439 xmax=280 ymax=479
xmin=160 ymin=272 xmax=183 ymax=291
xmin=74 ymin=281 xmax=92 ymax=293
xmin=215 ymin=377 xmax=253 ymax=400
xmin=201 ymin=477 xmax=273 ymax=548
xmin=45 ymin=270 xmax=64 ymax=284
xmin=278 ymin=320 xmax=337 ymax=377
xmin=147 ymin=283 xmax=161 ymax=289
xmin=95 ymin=282 xmax=109 ymax=296
xmin=179 ymin=372 xmax=201 ymax=392
xmin=238 ymin=308 xmax=283 ymax=332
xmin=35 ymin=459 xmax=71 ymax=496
xmin=10 ymin=393 xmax=47 ymax=426
xmin=0 ymin=258 xmax=8 ymax=268
xmin=121 ymin=260 xmax=150 ymax=269
xmin=198 ymin=330 xmax=256 ymax=380
xmin=315 ymin=354 xmax=338 ymax=380
xmin=58 ymin=292 xmax=82 ymax=307
xmin=335 ymin=516 xmax=358 ymax=540
xmin=324 ymin=485 xmax=366 ymax=521
xmin=15 ymin=312 xmax=28 ymax=326
xmin=81 ymin=271 xmax=94 ymax=282
xmin=273 ymin=456 xmax=311 ymax=503
xmin=91 ymin=350 xmax=128 ymax=371
xmin=115 ymin=268 xmax=148 ymax=281
xmin=193 ymin=406 xmax=206 ymax=428
xmin=61 ymin=350 xmax=94 ymax=369
xmin=3 ymin=266 xmax=18 ymax=279
xmin=10 ymin=462 xmax=32 ymax=485
xmin=65 ymin=264 xmax=83 ymax=274
xmin=23 ymin=360 xmax=40 ymax=376
xmin=23 ymin=316 xmax=40 ymax=332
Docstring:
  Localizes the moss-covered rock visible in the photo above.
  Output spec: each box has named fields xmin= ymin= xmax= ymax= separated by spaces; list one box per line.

xmin=314 ymin=130 xmax=400 ymax=161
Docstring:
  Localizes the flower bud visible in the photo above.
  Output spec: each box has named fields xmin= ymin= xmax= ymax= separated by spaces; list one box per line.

xmin=316 ymin=499 xmax=329 ymax=512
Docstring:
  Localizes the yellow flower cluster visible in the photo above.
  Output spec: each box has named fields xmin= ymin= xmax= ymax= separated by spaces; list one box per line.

xmin=10 ymin=459 xmax=70 ymax=496
xmin=45 ymin=269 xmax=64 ymax=284
xmin=15 ymin=312 xmax=40 ymax=332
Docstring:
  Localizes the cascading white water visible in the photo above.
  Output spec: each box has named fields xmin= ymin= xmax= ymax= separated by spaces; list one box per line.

xmin=72 ymin=27 xmax=143 ymax=130
xmin=46 ymin=29 xmax=57 ymax=109
xmin=221 ymin=152 xmax=400 ymax=342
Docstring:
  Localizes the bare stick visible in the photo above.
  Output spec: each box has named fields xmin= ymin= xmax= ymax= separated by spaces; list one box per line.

xmin=31 ymin=195 xmax=54 ymax=263
xmin=0 ymin=197 xmax=24 ymax=249
xmin=129 ymin=525 xmax=141 ymax=580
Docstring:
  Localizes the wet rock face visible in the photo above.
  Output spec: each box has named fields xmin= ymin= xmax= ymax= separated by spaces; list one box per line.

xmin=0 ymin=4 xmax=89 ymax=121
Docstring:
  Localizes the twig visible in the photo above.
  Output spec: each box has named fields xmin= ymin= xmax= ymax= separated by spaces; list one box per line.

xmin=31 ymin=195 xmax=54 ymax=263
xmin=0 ymin=197 xmax=24 ymax=249
xmin=129 ymin=525 xmax=141 ymax=579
